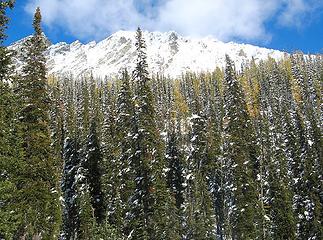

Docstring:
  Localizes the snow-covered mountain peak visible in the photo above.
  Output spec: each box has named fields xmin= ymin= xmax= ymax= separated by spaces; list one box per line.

xmin=10 ymin=30 xmax=286 ymax=78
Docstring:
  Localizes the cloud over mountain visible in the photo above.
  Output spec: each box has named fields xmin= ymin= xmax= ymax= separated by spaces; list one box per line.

xmin=25 ymin=0 xmax=323 ymax=42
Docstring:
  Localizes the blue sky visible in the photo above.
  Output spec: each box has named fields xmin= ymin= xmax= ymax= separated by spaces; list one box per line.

xmin=5 ymin=0 xmax=323 ymax=53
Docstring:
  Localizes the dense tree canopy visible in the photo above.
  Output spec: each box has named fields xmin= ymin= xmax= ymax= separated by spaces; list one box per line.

xmin=0 ymin=5 xmax=322 ymax=240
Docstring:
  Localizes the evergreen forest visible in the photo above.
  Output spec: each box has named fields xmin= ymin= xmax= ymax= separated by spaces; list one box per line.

xmin=0 ymin=2 xmax=322 ymax=240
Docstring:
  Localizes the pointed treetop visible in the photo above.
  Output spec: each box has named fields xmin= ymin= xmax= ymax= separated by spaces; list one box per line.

xmin=33 ymin=7 xmax=42 ymax=36
xmin=135 ymin=27 xmax=146 ymax=51
xmin=224 ymin=54 xmax=237 ymax=85
xmin=136 ymin=27 xmax=142 ymax=36
xmin=133 ymin=27 xmax=149 ymax=84
xmin=225 ymin=54 xmax=234 ymax=69
xmin=0 ymin=0 xmax=15 ymax=43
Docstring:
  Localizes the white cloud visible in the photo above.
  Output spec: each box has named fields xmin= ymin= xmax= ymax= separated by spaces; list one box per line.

xmin=25 ymin=0 xmax=150 ymax=39
xmin=278 ymin=0 xmax=323 ymax=27
xmin=156 ymin=0 xmax=279 ymax=41
xmin=25 ymin=0 xmax=323 ymax=42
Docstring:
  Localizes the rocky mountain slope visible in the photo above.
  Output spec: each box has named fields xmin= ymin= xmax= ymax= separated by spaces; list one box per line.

xmin=10 ymin=30 xmax=286 ymax=78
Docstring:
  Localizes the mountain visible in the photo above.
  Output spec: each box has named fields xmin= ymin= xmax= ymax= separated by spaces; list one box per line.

xmin=9 ymin=30 xmax=286 ymax=78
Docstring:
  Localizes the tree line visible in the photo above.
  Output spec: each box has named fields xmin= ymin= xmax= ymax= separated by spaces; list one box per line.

xmin=0 ymin=3 xmax=322 ymax=240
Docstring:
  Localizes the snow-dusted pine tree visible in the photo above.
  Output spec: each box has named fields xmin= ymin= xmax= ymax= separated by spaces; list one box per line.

xmin=14 ymin=7 xmax=61 ymax=239
xmin=183 ymin=112 xmax=216 ymax=239
xmin=222 ymin=55 xmax=262 ymax=239
xmin=127 ymin=27 xmax=180 ymax=240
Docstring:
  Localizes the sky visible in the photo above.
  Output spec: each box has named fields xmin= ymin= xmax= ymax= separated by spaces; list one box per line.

xmin=4 ymin=0 xmax=323 ymax=53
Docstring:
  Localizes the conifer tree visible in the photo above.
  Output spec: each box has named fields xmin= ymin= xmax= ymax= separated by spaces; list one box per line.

xmin=0 ymin=2 xmax=22 ymax=238
xmin=93 ymin=219 xmax=122 ymax=240
xmin=290 ymin=56 xmax=322 ymax=239
xmin=61 ymin=138 xmax=80 ymax=240
xmin=59 ymin=78 xmax=76 ymax=140
xmin=207 ymin=75 xmax=225 ymax=240
xmin=256 ymin=64 xmax=275 ymax=239
xmin=74 ymin=79 xmax=90 ymax=144
xmin=84 ymin=121 xmax=105 ymax=223
xmin=100 ymin=82 xmax=119 ymax=225
xmin=222 ymin=55 xmax=261 ymax=239
xmin=260 ymin=63 xmax=296 ymax=239
xmin=49 ymin=79 xmax=65 ymax=161
xmin=166 ymin=119 xmax=185 ymax=210
xmin=0 ymin=0 xmax=14 ymax=80
xmin=285 ymin=106 xmax=312 ymax=239
xmin=113 ymin=69 xmax=135 ymax=236
xmin=184 ymin=113 xmax=216 ymax=239
xmin=14 ymin=7 xmax=61 ymax=239
xmin=128 ymin=27 xmax=180 ymax=240
xmin=76 ymin=182 xmax=96 ymax=240
xmin=72 ymin=147 xmax=101 ymax=240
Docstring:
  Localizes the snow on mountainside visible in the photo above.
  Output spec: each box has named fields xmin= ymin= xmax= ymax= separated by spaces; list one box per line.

xmin=10 ymin=30 xmax=286 ymax=78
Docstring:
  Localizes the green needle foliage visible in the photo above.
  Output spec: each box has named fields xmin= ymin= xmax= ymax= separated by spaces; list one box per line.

xmin=0 ymin=5 xmax=322 ymax=238
xmin=13 ymin=7 xmax=61 ymax=239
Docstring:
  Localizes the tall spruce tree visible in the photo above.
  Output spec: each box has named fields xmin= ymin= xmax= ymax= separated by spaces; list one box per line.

xmin=268 ymin=63 xmax=295 ymax=239
xmin=0 ymin=0 xmax=14 ymax=80
xmin=222 ymin=55 xmax=261 ymax=239
xmin=166 ymin=119 xmax=185 ymax=211
xmin=101 ymin=82 xmax=119 ymax=227
xmin=84 ymin=121 xmax=105 ymax=223
xmin=76 ymin=179 xmax=96 ymax=240
xmin=128 ymin=27 xmax=180 ymax=240
xmin=61 ymin=137 xmax=81 ymax=240
xmin=290 ymin=56 xmax=322 ymax=239
xmin=207 ymin=79 xmax=225 ymax=240
xmin=256 ymin=63 xmax=275 ymax=239
xmin=256 ymin=61 xmax=298 ymax=239
xmin=184 ymin=113 xmax=216 ymax=239
xmin=14 ymin=7 xmax=61 ymax=239
xmin=0 ymin=1 xmax=23 ymax=239
xmin=165 ymin=115 xmax=186 ymax=238
xmin=49 ymin=79 xmax=64 ymax=162
xmin=113 ymin=69 xmax=135 ymax=237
